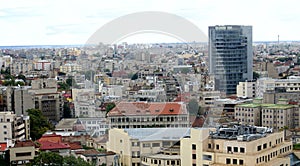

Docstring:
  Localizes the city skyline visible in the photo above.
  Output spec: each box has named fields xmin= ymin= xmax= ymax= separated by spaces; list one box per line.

xmin=0 ymin=0 xmax=300 ymax=45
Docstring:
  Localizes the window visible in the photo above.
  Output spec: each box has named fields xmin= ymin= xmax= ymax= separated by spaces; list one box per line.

xmin=240 ymin=147 xmax=245 ymax=153
xmin=152 ymin=143 xmax=160 ymax=147
xmin=263 ymin=143 xmax=267 ymax=149
xmin=234 ymin=147 xmax=238 ymax=152
xmin=216 ymin=144 xmax=219 ymax=150
xmin=3 ymin=125 xmax=6 ymax=128
xmin=192 ymin=144 xmax=196 ymax=150
xmin=192 ymin=154 xmax=196 ymax=159
xmin=239 ymin=159 xmax=244 ymax=165
xmin=3 ymin=131 xmax=7 ymax=134
xmin=226 ymin=158 xmax=231 ymax=164
xmin=143 ymin=143 xmax=150 ymax=147
xmin=208 ymin=143 xmax=212 ymax=149
xmin=227 ymin=146 xmax=232 ymax=152
xmin=203 ymin=155 xmax=212 ymax=161
xmin=257 ymin=145 xmax=261 ymax=151
xmin=233 ymin=159 xmax=237 ymax=164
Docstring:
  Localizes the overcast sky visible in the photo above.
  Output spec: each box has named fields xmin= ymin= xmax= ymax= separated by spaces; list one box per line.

xmin=0 ymin=0 xmax=299 ymax=45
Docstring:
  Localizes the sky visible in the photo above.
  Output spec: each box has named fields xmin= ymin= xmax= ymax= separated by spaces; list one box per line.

xmin=0 ymin=0 xmax=299 ymax=46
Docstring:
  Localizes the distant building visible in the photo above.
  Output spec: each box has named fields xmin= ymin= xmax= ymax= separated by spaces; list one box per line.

xmin=107 ymin=102 xmax=189 ymax=128
xmin=209 ymin=25 xmax=253 ymax=94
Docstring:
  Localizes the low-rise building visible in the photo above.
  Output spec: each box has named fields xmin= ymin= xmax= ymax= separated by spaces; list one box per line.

xmin=235 ymin=99 xmax=299 ymax=130
xmin=9 ymin=140 xmax=38 ymax=165
xmin=107 ymin=102 xmax=189 ymax=128
xmin=107 ymin=128 xmax=189 ymax=166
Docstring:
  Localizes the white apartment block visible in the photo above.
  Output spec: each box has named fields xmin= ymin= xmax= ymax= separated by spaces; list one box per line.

xmin=236 ymin=81 xmax=256 ymax=98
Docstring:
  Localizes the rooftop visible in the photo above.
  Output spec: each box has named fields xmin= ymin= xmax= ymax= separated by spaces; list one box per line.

xmin=237 ymin=103 xmax=296 ymax=109
xmin=209 ymin=125 xmax=273 ymax=142
xmin=123 ymin=128 xmax=190 ymax=141
xmin=107 ymin=102 xmax=187 ymax=116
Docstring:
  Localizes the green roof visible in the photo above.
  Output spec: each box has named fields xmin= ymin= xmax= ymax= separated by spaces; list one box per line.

xmin=237 ymin=103 xmax=296 ymax=109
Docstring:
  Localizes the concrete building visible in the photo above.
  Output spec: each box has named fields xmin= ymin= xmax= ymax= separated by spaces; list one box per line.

xmin=236 ymin=81 xmax=256 ymax=98
xmin=60 ymin=63 xmax=82 ymax=73
xmin=0 ymin=112 xmax=30 ymax=144
xmin=9 ymin=140 xmax=37 ymax=165
xmin=34 ymin=60 xmax=52 ymax=71
xmin=209 ymin=25 xmax=253 ymax=94
xmin=235 ymin=99 xmax=299 ymax=130
xmin=107 ymin=128 xmax=189 ymax=166
xmin=181 ymin=126 xmax=293 ymax=166
xmin=256 ymin=76 xmax=300 ymax=98
xmin=107 ymin=102 xmax=189 ymax=128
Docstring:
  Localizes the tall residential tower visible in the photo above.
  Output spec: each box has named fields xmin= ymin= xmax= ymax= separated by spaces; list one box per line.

xmin=209 ymin=25 xmax=253 ymax=94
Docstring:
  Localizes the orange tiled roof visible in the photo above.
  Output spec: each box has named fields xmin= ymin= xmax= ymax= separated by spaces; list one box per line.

xmin=107 ymin=102 xmax=187 ymax=116
xmin=38 ymin=133 xmax=62 ymax=143
xmin=38 ymin=141 xmax=70 ymax=150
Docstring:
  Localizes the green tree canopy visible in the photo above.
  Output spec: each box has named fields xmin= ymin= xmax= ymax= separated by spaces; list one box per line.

xmin=30 ymin=152 xmax=92 ymax=166
xmin=26 ymin=109 xmax=54 ymax=140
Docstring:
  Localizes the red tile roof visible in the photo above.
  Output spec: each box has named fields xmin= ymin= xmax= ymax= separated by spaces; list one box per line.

xmin=107 ymin=102 xmax=187 ymax=116
xmin=38 ymin=133 xmax=62 ymax=143
xmin=0 ymin=143 xmax=7 ymax=151
xmin=38 ymin=141 xmax=70 ymax=151
xmin=65 ymin=142 xmax=82 ymax=150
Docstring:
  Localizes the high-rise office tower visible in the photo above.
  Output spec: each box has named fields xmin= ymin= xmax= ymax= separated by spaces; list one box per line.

xmin=209 ymin=25 xmax=253 ymax=94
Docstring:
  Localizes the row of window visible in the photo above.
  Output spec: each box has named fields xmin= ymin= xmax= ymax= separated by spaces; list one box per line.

xmin=256 ymin=145 xmax=291 ymax=164
xmin=226 ymin=158 xmax=244 ymax=165
xmin=142 ymin=157 xmax=179 ymax=166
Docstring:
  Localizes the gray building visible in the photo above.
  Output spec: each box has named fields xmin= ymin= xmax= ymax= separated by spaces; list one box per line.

xmin=209 ymin=25 xmax=253 ymax=94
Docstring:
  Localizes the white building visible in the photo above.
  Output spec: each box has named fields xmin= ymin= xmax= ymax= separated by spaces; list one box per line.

xmin=236 ymin=81 xmax=256 ymax=98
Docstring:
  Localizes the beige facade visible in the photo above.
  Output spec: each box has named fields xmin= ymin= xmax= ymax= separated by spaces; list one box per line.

xmin=10 ymin=144 xmax=36 ymax=164
xmin=0 ymin=112 xmax=30 ymax=143
xmin=107 ymin=128 xmax=189 ymax=166
xmin=107 ymin=102 xmax=189 ymax=129
xmin=235 ymin=102 xmax=299 ymax=130
xmin=236 ymin=81 xmax=256 ymax=98
xmin=181 ymin=128 xmax=293 ymax=166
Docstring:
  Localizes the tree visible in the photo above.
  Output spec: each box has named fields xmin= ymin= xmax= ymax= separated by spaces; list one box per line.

xmin=26 ymin=109 xmax=54 ymax=140
xmin=30 ymin=152 xmax=63 ymax=166
xmin=253 ymin=71 xmax=260 ymax=80
xmin=105 ymin=103 xmax=116 ymax=115
xmin=63 ymin=103 xmax=72 ymax=118
xmin=63 ymin=155 xmax=92 ymax=166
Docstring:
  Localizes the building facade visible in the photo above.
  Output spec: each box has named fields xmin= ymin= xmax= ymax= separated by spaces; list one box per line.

xmin=107 ymin=102 xmax=189 ymax=128
xmin=235 ymin=100 xmax=299 ymax=130
xmin=181 ymin=126 xmax=293 ymax=166
xmin=209 ymin=25 xmax=253 ymax=94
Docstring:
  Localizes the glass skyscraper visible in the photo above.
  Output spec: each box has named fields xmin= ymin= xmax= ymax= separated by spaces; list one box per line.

xmin=209 ymin=25 xmax=253 ymax=94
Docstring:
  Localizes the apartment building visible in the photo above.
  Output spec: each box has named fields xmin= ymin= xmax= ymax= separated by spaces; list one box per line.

xmin=235 ymin=99 xmax=299 ymax=130
xmin=0 ymin=112 xmax=30 ymax=144
xmin=236 ymin=81 xmax=256 ymax=98
xmin=60 ymin=63 xmax=82 ymax=73
xmin=107 ymin=102 xmax=189 ymax=128
xmin=256 ymin=76 xmax=300 ymax=97
xmin=107 ymin=128 xmax=189 ymax=166
xmin=181 ymin=126 xmax=293 ymax=166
